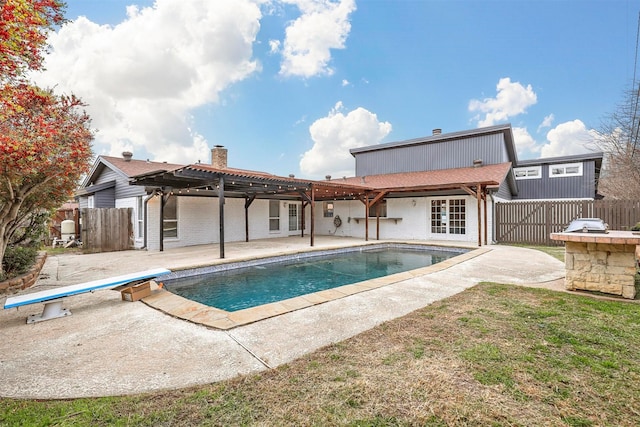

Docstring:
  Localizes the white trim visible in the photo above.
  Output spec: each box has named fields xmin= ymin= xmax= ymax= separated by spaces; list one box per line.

xmin=549 ymin=162 xmax=583 ymax=178
xmin=513 ymin=166 xmax=541 ymax=180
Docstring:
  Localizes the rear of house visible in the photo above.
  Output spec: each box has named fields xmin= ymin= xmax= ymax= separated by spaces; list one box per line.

xmin=77 ymin=124 xmax=603 ymax=251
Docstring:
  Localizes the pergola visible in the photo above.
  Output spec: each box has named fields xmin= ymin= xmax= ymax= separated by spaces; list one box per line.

xmin=130 ymin=162 xmax=510 ymax=257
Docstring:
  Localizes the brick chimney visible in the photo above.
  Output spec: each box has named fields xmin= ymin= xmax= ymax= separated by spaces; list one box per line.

xmin=211 ymin=145 xmax=227 ymax=169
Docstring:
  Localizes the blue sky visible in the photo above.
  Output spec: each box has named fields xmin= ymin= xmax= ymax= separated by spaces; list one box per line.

xmin=35 ymin=0 xmax=640 ymax=178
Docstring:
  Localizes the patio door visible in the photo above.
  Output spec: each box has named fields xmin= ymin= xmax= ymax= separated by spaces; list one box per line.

xmin=288 ymin=203 xmax=303 ymax=234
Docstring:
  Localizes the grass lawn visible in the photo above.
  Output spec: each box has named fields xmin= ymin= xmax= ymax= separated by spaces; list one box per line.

xmin=2 ymin=281 xmax=640 ymax=426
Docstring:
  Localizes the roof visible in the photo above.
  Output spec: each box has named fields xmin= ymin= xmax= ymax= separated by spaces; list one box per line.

xmin=81 ymin=155 xmax=183 ymax=188
xmin=349 ymin=123 xmax=518 ymax=165
xmin=332 ymin=162 xmax=513 ymax=193
xmin=516 ymin=152 xmax=604 ymax=168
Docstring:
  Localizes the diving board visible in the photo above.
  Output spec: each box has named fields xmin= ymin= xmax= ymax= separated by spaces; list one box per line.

xmin=4 ymin=267 xmax=171 ymax=323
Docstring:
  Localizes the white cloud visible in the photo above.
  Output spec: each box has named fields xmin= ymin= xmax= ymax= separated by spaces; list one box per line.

xmin=300 ymin=102 xmax=392 ymax=178
xmin=278 ymin=0 xmax=356 ymax=78
xmin=341 ymin=79 xmax=350 ymax=86
xmin=512 ymin=126 xmax=540 ymax=158
xmin=33 ymin=0 xmax=262 ymax=164
xmin=469 ymin=77 xmax=537 ymax=127
xmin=538 ymin=113 xmax=555 ymax=132
xmin=269 ymin=39 xmax=281 ymax=54
xmin=540 ymin=119 xmax=596 ymax=157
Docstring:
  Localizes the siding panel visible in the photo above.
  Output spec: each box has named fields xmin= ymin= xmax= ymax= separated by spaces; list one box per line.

xmin=515 ymin=161 xmax=596 ymax=199
xmin=355 ymin=134 xmax=510 ymax=176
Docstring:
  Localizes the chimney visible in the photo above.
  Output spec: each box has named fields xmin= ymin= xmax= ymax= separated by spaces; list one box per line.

xmin=122 ymin=151 xmax=133 ymax=162
xmin=432 ymin=128 xmax=442 ymax=136
xmin=211 ymin=145 xmax=227 ymax=169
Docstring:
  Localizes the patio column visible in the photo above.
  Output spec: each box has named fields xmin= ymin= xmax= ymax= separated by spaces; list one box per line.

xmin=159 ymin=193 xmax=166 ymax=252
xmin=476 ymin=184 xmax=482 ymax=247
xmin=310 ymin=185 xmax=315 ymax=247
xmin=244 ymin=195 xmax=256 ymax=242
xmin=219 ymin=175 xmax=225 ymax=258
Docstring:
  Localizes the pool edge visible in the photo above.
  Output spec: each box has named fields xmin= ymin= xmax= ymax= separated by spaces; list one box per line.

xmin=142 ymin=245 xmax=491 ymax=330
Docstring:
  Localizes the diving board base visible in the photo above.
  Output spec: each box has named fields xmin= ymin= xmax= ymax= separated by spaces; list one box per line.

xmin=27 ymin=299 xmax=71 ymax=324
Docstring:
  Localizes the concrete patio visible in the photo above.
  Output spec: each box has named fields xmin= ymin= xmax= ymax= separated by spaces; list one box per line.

xmin=0 ymin=237 xmax=565 ymax=399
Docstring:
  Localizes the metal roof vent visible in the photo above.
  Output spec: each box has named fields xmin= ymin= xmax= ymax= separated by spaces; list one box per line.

xmin=564 ymin=218 xmax=609 ymax=233
xmin=325 ymin=175 xmax=331 ymax=180
xmin=473 ymin=159 xmax=483 ymax=167
xmin=122 ymin=151 xmax=133 ymax=161
xmin=432 ymin=128 xmax=442 ymax=135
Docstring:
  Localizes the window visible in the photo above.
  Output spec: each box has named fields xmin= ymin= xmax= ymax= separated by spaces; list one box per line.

xmin=323 ymin=202 xmax=334 ymax=217
xmin=513 ymin=166 xmax=541 ymax=180
xmin=87 ymin=195 xmax=94 ymax=208
xmin=550 ymin=162 xmax=582 ymax=178
xmin=368 ymin=200 xmax=387 ymax=217
xmin=163 ymin=196 xmax=178 ymax=238
xmin=431 ymin=199 xmax=465 ymax=234
xmin=136 ymin=196 xmax=144 ymax=239
xmin=288 ymin=203 xmax=302 ymax=231
xmin=431 ymin=199 xmax=446 ymax=234
xmin=449 ymin=199 xmax=466 ymax=234
xmin=269 ymin=200 xmax=280 ymax=231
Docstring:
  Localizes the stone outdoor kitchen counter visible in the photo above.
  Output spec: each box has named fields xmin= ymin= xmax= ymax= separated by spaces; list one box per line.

xmin=551 ymin=231 xmax=640 ymax=299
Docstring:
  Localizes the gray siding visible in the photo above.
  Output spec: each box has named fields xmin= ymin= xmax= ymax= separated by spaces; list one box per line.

xmin=355 ymin=133 xmax=510 ymax=176
xmin=92 ymin=165 xmax=145 ymax=199
xmin=514 ymin=161 xmax=596 ymax=199
xmin=495 ymin=179 xmax=513 ymax=200
xmin=94 ymin=188 xmax=116 ymax=208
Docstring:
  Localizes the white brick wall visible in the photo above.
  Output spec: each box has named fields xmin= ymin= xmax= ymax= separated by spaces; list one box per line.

xmin=143 ymin=194 xmax=496 ymax=251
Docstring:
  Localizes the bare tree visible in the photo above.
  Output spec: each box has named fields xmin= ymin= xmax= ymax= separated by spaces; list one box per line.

xmin=595 ymin=86 xmax=640 ymax=199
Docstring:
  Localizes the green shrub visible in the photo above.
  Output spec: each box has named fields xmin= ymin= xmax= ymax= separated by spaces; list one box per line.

xmin=1 ymin=246 xmax=38 ymax=280
xmin=631 ymin=222 xmax=640 ymax=231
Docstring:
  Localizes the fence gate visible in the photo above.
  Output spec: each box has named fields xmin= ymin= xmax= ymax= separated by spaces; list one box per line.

xmin=495 ymin=200 xmax=640 ymax=246
xmin=81 ymin=208 xmax=133 ymax=253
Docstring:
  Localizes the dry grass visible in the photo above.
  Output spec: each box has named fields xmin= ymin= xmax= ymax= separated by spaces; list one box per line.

xmin=2 ymin=283 xmax=640 ymax=426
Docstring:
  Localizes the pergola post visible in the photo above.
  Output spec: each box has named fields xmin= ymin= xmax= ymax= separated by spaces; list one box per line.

xmin=364 ymin=193 xmax=369 ymax=241
xmin=483 ymin=191 xmax=488 ymax=245
xmin=159 ymin=193 xmax=166 ymax=252
xmin=310 ymin=185 xmax=315 ymax=247
xmin=244 ymin=195 xmax=255 ymax=242
xmin=219 ymin=175 xmax=225 ymax=258
xmin=476 ymin=183 xmax=482 ymax=247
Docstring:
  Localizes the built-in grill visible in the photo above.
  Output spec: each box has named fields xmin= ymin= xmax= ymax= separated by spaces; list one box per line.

xmin=564 ymin=218 xmax=609 ymax=233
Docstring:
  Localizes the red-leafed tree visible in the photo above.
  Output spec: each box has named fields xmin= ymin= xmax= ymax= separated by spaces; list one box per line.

xmin=0 ymin=0 xmax=65 ymax=81
xmin=1 ymin=0 xmax=94 ymax=276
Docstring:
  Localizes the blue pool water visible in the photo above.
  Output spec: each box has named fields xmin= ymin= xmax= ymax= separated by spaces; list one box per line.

xmin=163 ymin=247 xmax=459 ymax=312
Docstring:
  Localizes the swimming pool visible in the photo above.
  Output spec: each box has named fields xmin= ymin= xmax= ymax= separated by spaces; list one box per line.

xmin=162 ymin=245 xmax=463 ymax=312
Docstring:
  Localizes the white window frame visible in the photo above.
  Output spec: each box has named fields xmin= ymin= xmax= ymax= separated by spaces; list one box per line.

xmin=430 ymin=198 xmax=465 ymax=235
xmin=269 ymin=200 xmax=280 ymax=232
xmin=87 ymin=195 xmax=94 ymax=208
xmin=163 ymin=196 xmax=178 ymax=239
xmin=323 ymin=201 xmax=334 ymax=218
xmin=513 ymin=166 xmax=542 ymax=180
xmin=549 ymin=162 xmax=583 ymax=178
xmin=136 ymin=196 xmax=144 ymax=239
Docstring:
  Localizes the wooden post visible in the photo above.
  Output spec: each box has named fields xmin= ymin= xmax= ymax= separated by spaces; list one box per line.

xmin=310 ymin=186 xmax=315 ymax=247
xmin=476 ymin=184 xmax=482 ymax=247
xmin=365 ymin=193 xmax=369 ymax=241
xmin=301 ymin=201 xmax=308 ymax=238
xmin=159 ymin=194 xmax=165 ymax=252
xmin=219 ymin=176 xmax=225 ymax=258
xmin=376 ymin=202 xmax=380 ymax=240
xmin=483 ymin=190 xmax=488 ymax=245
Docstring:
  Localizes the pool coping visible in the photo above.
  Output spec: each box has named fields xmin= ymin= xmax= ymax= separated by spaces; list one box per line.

xmin=142 ymin=244 xmax=491 ymax=330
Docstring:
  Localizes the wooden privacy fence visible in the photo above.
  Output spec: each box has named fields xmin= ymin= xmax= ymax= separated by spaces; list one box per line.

xmin=495 ymin=200 xmax=640 ymax=246
xmin=81 ymin=208 xmax=133 ymax=253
